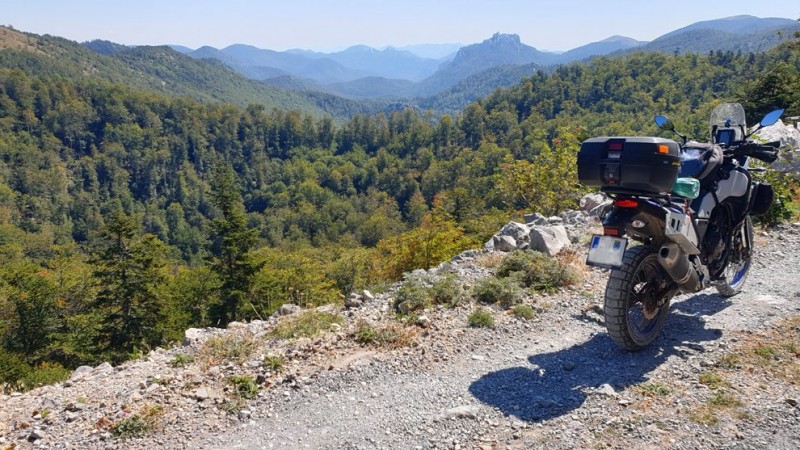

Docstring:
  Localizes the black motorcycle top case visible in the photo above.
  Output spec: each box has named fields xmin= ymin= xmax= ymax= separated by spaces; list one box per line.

xmin=578 ymin=137 xmax=681 ymax=195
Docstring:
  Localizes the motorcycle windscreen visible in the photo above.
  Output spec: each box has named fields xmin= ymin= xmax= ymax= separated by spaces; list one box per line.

xmin=586 ymin=235 xmax=627 ymax=269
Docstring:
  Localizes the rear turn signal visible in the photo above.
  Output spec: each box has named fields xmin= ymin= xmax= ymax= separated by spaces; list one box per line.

xmin=613 ymin=199 xmax=639 ymax=208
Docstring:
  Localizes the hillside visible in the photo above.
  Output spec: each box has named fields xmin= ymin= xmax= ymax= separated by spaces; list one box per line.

xmin=177 ymin=15 xmax=800 ymax=108
xmin=0 ymin=24 xmax=798 ymax=409
xmin=2 ymin=215 xmax=800 ymax=448
xmin=640 ymin=15 xmax=800 ymax=54
xmin=0 ymin=26 xmax=376 ymax=120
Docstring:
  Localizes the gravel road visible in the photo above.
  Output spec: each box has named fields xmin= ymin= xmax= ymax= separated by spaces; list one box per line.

xmin=193 ymin=225 xmax=800 ymax=450
xmin=3 ymin=222 xmax=800 ymax=450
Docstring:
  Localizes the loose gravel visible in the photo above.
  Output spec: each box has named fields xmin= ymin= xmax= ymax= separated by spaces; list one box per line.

xmin=2 ymin=221 xmax=800 ymax=450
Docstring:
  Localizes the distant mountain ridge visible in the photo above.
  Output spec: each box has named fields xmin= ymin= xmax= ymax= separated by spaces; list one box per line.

xmin=173 ymin=15 xmax=798 ymax=106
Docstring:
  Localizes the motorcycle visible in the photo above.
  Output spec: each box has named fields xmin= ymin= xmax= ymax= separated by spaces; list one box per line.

xmin=577 ymin=103 xmax=784 ymax=350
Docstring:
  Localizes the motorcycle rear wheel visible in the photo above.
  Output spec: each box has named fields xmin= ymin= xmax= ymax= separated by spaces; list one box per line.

xmin=604 ymin=245 xmax=673 ymax=351
xmin=715 ymin=216 xmax=754 ymax=297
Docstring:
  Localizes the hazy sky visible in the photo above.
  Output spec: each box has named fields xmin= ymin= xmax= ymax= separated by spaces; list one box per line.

xmin=5 ymin=0 xmax=799 ymax=52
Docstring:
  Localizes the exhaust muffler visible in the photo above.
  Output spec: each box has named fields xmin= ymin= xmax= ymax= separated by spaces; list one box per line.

xmin=658 ymin=243 xmax=701 ymax=292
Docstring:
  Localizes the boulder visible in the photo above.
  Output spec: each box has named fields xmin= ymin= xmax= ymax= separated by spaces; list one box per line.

xmin=183 ymin=328 xmax=208 ymax=346
xmin=345 ymin=293 xmax=363 ymax=308
xmin=524 ymin=212 xmax=548 ymax=226
xmin=498 ymin=222 xmax=530 ymax=243
xmin=277 ymin=303 xmax=302 ymax=316
xmin=70 ymin=366 xmax=93 ymax=381
xmin=492 ymin=235 xmax=517 ymax=252
xmin=580 ymin=193 xmax=607 ymax=212
xmin=756 ymin=120 xmax=800 ymax=151
xmin=529 ymin=225 xmax=571 ymax=256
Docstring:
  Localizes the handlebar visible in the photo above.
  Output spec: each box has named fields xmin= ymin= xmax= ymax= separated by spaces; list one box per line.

xmin=725 ymin=141 xmax=779 ymax=163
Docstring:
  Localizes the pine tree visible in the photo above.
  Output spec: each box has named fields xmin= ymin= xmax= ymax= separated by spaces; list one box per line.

xmin=91 ymin=210 xmax=166 ymax=362
xmin=208 ymin=163 xmax=261 ymax=325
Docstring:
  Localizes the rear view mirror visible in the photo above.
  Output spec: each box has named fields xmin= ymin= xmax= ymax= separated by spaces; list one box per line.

xmin=654 ymin=115 xmax=674 ymax=131
xmin=760 ymin=109 xmax=784 ymax=128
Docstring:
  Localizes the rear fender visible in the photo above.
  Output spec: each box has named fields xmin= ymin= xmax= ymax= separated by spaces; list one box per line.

xmin=602 ymin=199 xmax=669 ymax=244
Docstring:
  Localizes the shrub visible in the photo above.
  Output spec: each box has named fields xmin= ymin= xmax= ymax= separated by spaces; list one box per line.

xmin=511 ymin=304 xmax=535 ymax=320
xmin=263 ymin=355 xmax=285 ymax=373
xmin=271 ymin=310 xmax=343 ymax=339
xmin=111 ymin=415 xmax=149 ymax=439
xmin=198 ymin=334 xmax=258 ymax=365
xmin=170 ymin=353 xmax=194 ymax=367
xmin=111 ymin=404 xmax=163 ymax=439
xmin=707 ymin=391 xmax=741 ymax=408
xmin=698 ymin=371 xmax=730 ymax=390
xmin=473 ymin=276 xmax=523 ymax=308
xmin=227 ymin=375 xmax=260 ymax=399
xmin=496 ymin=250 xmax=536 ymax=278
xmin=393 ymin=280 xmax=431 ymax=314
xmin=496 ymin=250 xmax=580 ymax=293
xmin=354 ymin=320 xmax=416 ymax=348
xmin=429 ymin=275 xmax=464 ymax=307
xmin=636 ymin=382 xmax=671 ymax=397
xmin=468 ymin=308 xmax=495 ymax=328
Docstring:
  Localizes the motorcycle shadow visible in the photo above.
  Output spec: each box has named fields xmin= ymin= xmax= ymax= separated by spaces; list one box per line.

xmin=468 ymin=292 xmax=730 ymax=422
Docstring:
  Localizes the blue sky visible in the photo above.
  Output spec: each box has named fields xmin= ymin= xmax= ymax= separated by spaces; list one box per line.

xmin=5 ymin=0 xmax=799 ymax=52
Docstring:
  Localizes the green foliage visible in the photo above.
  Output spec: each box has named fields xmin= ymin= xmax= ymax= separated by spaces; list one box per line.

xmin=707 ymin=390 xmax=742 ymax=408
xmin=473 ymin=276 xmax=524 ymax=308
xmin=263 ymin=355 xmax=285 ymax=372
xmin=198 ymin=334 xmax=257 ymax=365
xmin=753 ymin=170 xmax=798 ymax=226
xmin=354 ymin=320 xmax=415 ymax=348
xmin=496 ymin=250 xmax=580 ymax=293
xmin=698 ymin=371 xmax=730 ymax=390
xmin=169 ymin=353 xmax=194 ymax=368
xmin=91 ymin=210 xmax=167 ymax=363
xmin=0 ymin=26 xmax=798 ymax=380
xmin=429 ymin=275 xmax=465 ymax=307
xmin=468 ymin=308 xmax=495 ymax=328
xmin=377 ymin=198 xmax=476 ymax=280
xmin=511 ymin=304 xmax=535 ymax=320
xmin=270 ymin=310 xmax=343 ymax=339
xmin=208 ymin=163 xmax=262 ymax=326
xmin=636 ymin=382 xmax=672 ymax=397
xmin=111 ymin=414 xmax=150 ymax=439
xmin=495 ymin=128 xmax=583 ymax=216
xmin=249 ymin=248 xmax=341 ymax=318
xmin=393 ymin=279 xmax=432 ymax=314
xmin=111 ymin=405 xmax=163 ymax=439
xmin=227 ymin=375 xmax=260 ymax=399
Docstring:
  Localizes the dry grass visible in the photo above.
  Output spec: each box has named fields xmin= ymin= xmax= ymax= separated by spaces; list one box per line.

xmin=685 ymin=316 xmax=800 ymax=426
xmin=197 ymin=333 xmax=258 ymax=367
xmin=556 ymin=247 xmax=590 ymax=280
xmin=0 ymin=27 xmax=43 ymax=53
xmin=111 ymin=404 xmax=164 ymax=439
xmin=353 ymin=320 xmax=417 ymax=348
xmin=732 ymin=316 xmax=800 ymax=384
xmin=271 ymin=310 xmax=344 ymax=339
xmin=475 ymin=252 xmax=505 ymax=268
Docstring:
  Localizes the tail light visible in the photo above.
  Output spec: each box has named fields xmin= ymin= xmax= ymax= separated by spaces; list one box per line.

xmin=613 ymin=199 xmax=639 ymax=208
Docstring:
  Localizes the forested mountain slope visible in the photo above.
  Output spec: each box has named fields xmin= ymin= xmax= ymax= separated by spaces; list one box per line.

xmin=0 ymin=26 xmax=378 ymax=120
xmin=0 ymin=27 xmax=798 ymax=389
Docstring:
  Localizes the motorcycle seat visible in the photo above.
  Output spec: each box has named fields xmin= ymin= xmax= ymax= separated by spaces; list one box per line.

xmin=678 ymin=142 xmax=723 ymax=182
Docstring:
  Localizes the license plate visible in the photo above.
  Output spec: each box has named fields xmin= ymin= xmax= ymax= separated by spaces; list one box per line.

xmin=586 ymin=235 xmax=627 ymax=269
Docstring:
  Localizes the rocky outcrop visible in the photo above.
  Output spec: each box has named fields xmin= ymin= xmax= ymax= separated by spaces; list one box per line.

xmin=757 ymin=120 xmax=800 ymax=175
xmin=485 ymin=195 xmax=600 ymax=255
